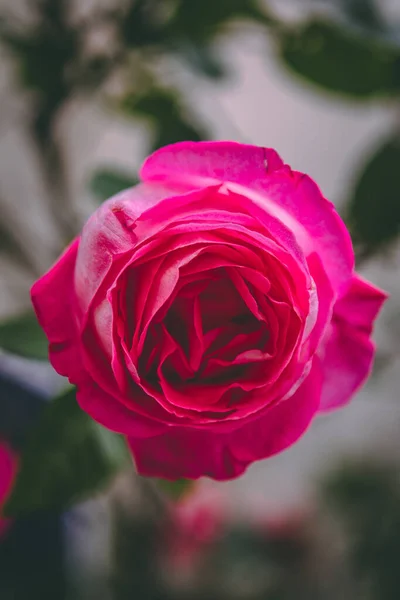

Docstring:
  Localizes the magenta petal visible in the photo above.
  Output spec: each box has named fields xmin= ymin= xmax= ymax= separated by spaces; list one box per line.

xmin=31 ymin=238 xmax=84 ymax=382
xmin=76 ymin=379 xmax=167 ymax=438
xmin=128 ymin=359 xmax=321 ymax=480
xmin=140 ymin=141 xmax=354 ymax=295
xmin=75 ymin=182 xmax=180 ymax=315
xmin=128 ymin=427 xmax=249 ymax=480
xmin=332 ymin=273 xmax=388 ymax=334
xmin=228 ymin=356 xmax=322 ymax=464
xmin=318 ymin=325 xmax=375 ymax=412
xmin=318 ymin=274 xmax=387 ymax=411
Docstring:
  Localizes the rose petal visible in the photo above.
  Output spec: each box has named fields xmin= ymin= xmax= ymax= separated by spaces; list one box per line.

xmin=31 ymin=238 xmax=84 ymax=382
xmin=140 ymin=141 xmax=354 ymax=296
xmin=74 ymin=182 xmax=180 ymax=315
xmin=128 ymin=358 xmax=322 ymax=480
xmin=136 ymin=185 xmax=310 ymax=280
xmin=332 ymin=274 xmax=388 ymax=334
xmin=318 ymin=325 xmax=375 ymax=412
xmin=318 ymin=275 xmax=387 ymax=411
xmin=76 ymin=379 xmax=167 ymax=438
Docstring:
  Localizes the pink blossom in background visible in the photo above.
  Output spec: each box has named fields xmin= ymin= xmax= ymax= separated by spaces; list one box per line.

xmin=162 ymin=483 xmax=225 ymax=574
xmin=0 ymin=442 xmax=17 ymax=537
xmin=31 ymin=141 xmax=388 ymax=480
xmin=245 ymin=498 xmax=313 ymax=542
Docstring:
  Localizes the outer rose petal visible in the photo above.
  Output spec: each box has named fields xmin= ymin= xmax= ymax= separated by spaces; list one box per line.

xmin=31 ymin=238 xmax=84 ymax=382
xmin=128 ymin=360 xmax=322 ymax=480
xmin=30 ymin=183 xmax=178 ymax=384
xmin=76 ymin=380 xmax=168 ymax=438
xmin=74 ymin=183 xmax=182 ymax=315
xmin=332 ymin=274 xmax=388 ymax=334
xmin=140 ymin=141 xmax=354 ymax=296
xmin=319 ymin=275 xmax=387 ymax=411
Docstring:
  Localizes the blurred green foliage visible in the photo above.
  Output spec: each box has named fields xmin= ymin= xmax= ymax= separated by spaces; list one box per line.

xmin=1 ymin=0 xmax=75 ymax=145
xmin=0 ymin=312 xmax=49 ymax=360
xmin=323 ymin=463 xmax=400 ymax=600
xmin=280 ymin=20 xmax=400 ymax=99
xmin=0 ymin=0 xmax=398 ymax=276
xmin=90 ymin=169 xmax=139 ymax=201
xmin=341 ymin=0 xmax=385 ymax=30
xmin=120 ymin=86 xmax=208 ymax=152
xmin=108 ymin=461 xmax=400 ymax=600
xmin=4 ymin=387 xmax=130 ymax=517
xmin=347 ymin=138 xmax=400 ymax=258
xmin=112 ymin=507 xmax=168 ymax=600
xmin=0 ymin=0 xmax=399 ymax=271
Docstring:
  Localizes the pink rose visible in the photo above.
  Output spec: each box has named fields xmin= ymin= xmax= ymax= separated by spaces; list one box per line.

xmin=0 ymin=442 xmax=17 ymax=537
xmin=31 ymin=142 xmax=387 ymax=480
xmin=162 ymin=483 xmax=225 ymax=574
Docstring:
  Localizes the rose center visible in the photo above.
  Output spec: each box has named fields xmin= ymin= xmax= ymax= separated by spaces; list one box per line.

xmin=140 ymin=269 xmax=272 ymax=388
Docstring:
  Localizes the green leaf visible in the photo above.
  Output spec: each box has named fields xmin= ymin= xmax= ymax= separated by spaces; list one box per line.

xmin=279 ymin=20 xmax=400 ymax=98
xmin=341 ymin=0 xmax=384 ymax=30
xmin=120 ymin=87 xmax=208 ymax=152
xmin=0 ymin=4 xmax=75 ymax=144
xmin=121 ymin=0 xmax=173 ymax=47
xmin=0 ymin=311 xmax=48 ymax=360
xmin=151 ymin=118 xmax=205 ymax=152
xmin=4 ymin=387 xmax=130 ymax=517
xmin=175 ymin=41 xmax=227 ymax=79
xmin=155 ymin=478 xmax=195 ymax=501
xmin=1 ymin=28 xmax=75 ymax=102
xmin=347 ymin=138 xmax=400 ymax=256
xmin=89 ymin=168 xmax=138 ymax=201
xmin=170 ymin=0 xmax=273 ymax=42
xmin=120 ymin=0 xmax=273 ymax=48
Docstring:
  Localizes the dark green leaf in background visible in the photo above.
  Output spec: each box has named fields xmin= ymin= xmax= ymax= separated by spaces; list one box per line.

xmin=347 ymin=138 xmax=400 ymax=256
xmin=170 ymin=0 xmax=272 ymax=42
xmin=121 ymin=0 xmax=273 ymax=48
xmin=279 ymin=20 xmax=400 ymax=98
xmin=151 ymin=117 xmax=205 ymax=153
xmin=0 ymin=0 xmax=76 ymax=99
xmin=176 ymin=41 xmax=227 ymax=79
xmin=120 ymin=87 xmax=208 ymax=152
xmin=0 ymin=0 xmax=75 ymax=146
xmin=121 ymin=0 xmax=174 ymax=48
xmin=323 ymin=463 xmax=400 ymax=600
xmin=4 ymin=387 xmax=130 ymax=516
xmin=0 ymin=311 xmax=48 ymax=360
xmin=90 ymin=168 xmax=138 ymax=202
xmin=119 ymin=0 xmax=275 ymax=86
xmin=341 ymin=0 xmax=384 ymax=30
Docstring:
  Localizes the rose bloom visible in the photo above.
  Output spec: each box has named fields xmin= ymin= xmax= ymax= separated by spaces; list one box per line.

xmin=32 ymin=142 xmax=387 ymax=480
xmin=0 ymin=442 xmax=17 ymax=537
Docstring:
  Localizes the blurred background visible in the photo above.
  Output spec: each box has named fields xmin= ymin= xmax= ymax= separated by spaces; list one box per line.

xmin=1 ymin=0 xmax=400 ymax=598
